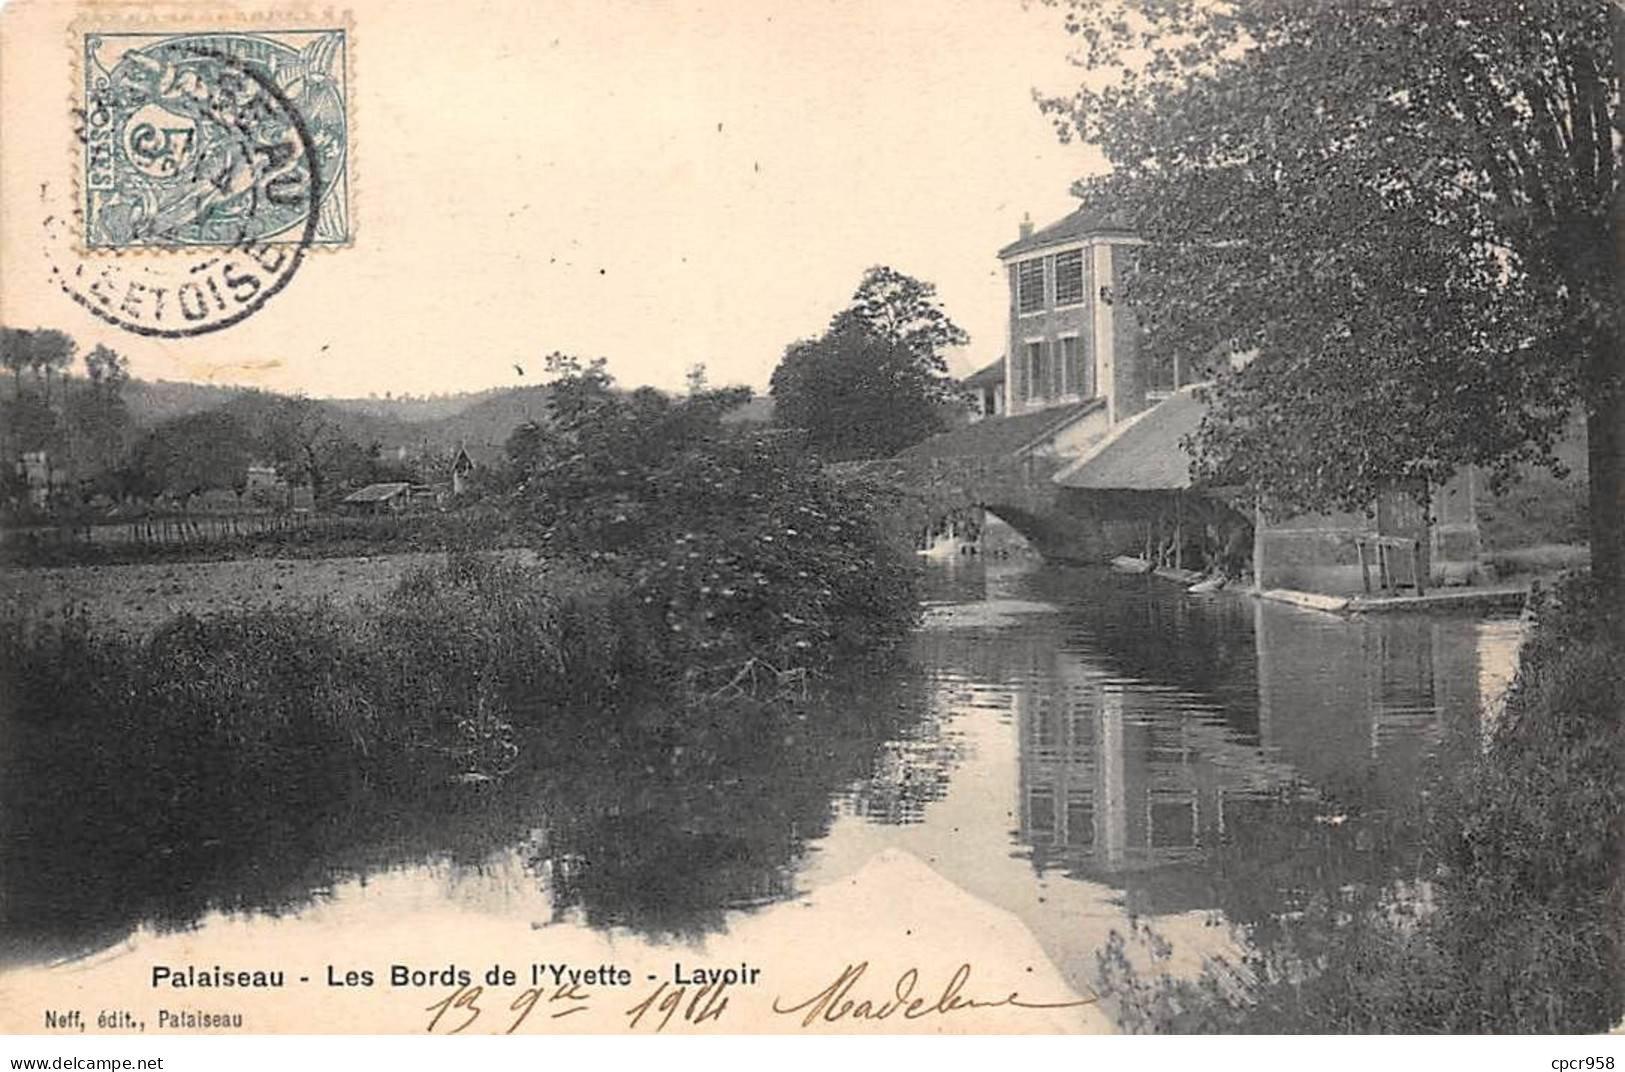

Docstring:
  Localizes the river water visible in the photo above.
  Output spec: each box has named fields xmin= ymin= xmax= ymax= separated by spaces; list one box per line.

xmin=0 ymin=556 xmax=1524 ymax=1032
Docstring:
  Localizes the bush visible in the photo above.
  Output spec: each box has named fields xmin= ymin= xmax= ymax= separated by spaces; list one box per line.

xmin=508 ymin=359 xmax=922 ymax=690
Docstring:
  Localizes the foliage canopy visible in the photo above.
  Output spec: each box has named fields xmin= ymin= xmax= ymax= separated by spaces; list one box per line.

xmin=769 ymin=266 xmax=969 ymax=461
xmin=1039 ymin=0 xmax=1623 ymax=582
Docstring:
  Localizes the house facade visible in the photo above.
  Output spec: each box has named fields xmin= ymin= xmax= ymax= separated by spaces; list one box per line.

xmin=924 ymin=202 xmax=1484 ymax=594
xmin=998 ymin=207 xmax=1146 ymax=425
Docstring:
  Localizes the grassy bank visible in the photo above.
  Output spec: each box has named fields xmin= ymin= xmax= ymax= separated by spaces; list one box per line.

xmin=0 ymin=549 xmax=924 ymax=957
xmin=1096 ymin=573 xmax=1623 ymax=1032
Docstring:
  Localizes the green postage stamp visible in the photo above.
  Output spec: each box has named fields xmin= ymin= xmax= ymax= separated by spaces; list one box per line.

xmin=81 ymin=27 xmax=349 ymax=250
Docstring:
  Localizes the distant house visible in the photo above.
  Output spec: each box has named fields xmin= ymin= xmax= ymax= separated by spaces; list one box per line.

xmin=450 ymin=445 xmax=476 ymax=496
xmin=964 ymin=359 xmax=1006 ymax=421
xmin=342 ymin=482 xmax=414 ymax=513
xmin=243 ymin=463 xmax=289 ymax=507
xmin=190 ymin=488 xmax=242 ymax=513
xmin=16 ymin=451 xmax=71 ymax=508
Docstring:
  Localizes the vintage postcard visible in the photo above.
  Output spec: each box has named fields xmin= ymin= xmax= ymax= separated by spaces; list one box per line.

xmin=0 ymin=0 xmax=1620 ymax=1053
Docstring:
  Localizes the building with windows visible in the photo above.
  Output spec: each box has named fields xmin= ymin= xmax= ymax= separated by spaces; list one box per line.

xmin=998 ymin=206 xmax=1145 ymax=424
xmin=904 ymin=201 xmax=1486 ymax=593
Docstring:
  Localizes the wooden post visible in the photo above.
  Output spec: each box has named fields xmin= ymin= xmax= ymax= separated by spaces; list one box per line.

xmin=1252 ymin=500 xmax=1265 ymax=593
xmin=1357 ymin=539 xmax=1371 ymax=594
xmin=1413 ymin=539 xmax=1425 ymax=596
xmin=1174 ymin=497 xmax=1184 ymax=572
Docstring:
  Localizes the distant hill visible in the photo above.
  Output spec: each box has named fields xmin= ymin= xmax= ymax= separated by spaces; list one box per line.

xmin=119 ymin=379 xmax=772 ymax=471
xmin=418 ymin=386 xmax=553 ymax=463
xmin=122 ymin=380 xmax=247 ymax=425
xmin=117 ymin=380 xmax=550 ymax=463
xmin=326 ymin=389 xmax=510 ymax=424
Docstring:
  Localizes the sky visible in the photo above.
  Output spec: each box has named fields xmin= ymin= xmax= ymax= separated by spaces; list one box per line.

xmin=1 ymin=0 xmax=1106 ymax=398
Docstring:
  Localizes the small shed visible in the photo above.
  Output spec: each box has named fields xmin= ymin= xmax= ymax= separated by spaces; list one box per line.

xmin=342 ymin=481 xmax=413 ymax=514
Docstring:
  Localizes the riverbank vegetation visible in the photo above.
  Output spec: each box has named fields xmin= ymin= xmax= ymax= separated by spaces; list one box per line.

xmin=1096 ymin=573 xmax=1623 ymax=1033
xmin=0 ymin=552 xmax=928 ymax=957
xmin=1 ymin=357 xmax=927 ymax=954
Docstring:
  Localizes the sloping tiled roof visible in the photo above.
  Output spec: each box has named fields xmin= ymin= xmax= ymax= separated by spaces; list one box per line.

xmin=998 ymin=204 xmax=1135 ymax=259
xmin=343 ymin=481 xmax=412 ymax=503
xmin=899 ymin=399 xmax=1103 ymax=462
xmin=1052 ymin=387 xmax=1208 ymax=491
xmin=963 ymin=358 xmax=1006 ymax=388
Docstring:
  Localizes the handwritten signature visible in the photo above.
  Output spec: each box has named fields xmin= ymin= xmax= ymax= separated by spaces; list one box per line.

xmin=771 ymin=962 xmax=1097 ymax=1027
xmin=422 ymin=962 xmax=1095 ymax=1033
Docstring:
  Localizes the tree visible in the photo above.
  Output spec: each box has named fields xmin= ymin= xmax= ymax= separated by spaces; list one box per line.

xmin=769 ymin=266 xmax=969 ymax=461
xmin=129 ymin=410 xmax=256 ymax=497
xmin=1 ymin=327 xmax=29 ymax=392
xmin=64 ymin=344 xmax=133 ymax=483
xmin=262 ymin=396 xmax=348 ymax=501
xmin=25 ymin=329 xmax=77 ymax=406
xmin=1038 ymin=0 xmax=1624 ymax=593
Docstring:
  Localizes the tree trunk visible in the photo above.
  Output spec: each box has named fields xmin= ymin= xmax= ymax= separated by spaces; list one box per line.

xmin=1585 ymin=363 xmax=1624 ymax=601
xmin=1599 ymin=184 xmax=1625 ymax=607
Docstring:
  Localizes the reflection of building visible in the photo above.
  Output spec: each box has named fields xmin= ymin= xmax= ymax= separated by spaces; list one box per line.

xmin=1004 ymin=583 xmax=1504 ymax=912
xmin=1016 ymin=661 xmax=1293 ymax=879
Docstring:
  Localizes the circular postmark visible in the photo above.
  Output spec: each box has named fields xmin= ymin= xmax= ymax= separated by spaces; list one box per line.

xmin=52 ymin=33 xmax=337 ymax=337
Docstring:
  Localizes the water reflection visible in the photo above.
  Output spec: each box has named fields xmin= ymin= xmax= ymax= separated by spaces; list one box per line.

xmin=2 ymin=555 xmax=1519 ymax=1024
xmin=857 ymin=560 xmax=1517 ymax=936
xmin=0 ymin=677 xmax=934 ymax=963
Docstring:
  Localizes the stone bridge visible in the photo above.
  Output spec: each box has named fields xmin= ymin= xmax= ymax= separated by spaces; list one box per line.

xmin=840 ymin=389 xmax=1251 ymax=568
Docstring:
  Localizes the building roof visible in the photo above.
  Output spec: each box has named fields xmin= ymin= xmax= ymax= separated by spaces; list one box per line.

xmin=1052 ymin=386 xmax=1208 ymax=491
xmin=343 ymin=481 xmax=413 ymax=503
xmin=899 ymin=399 xmax=1103 ymax=462
xmin=963 ymin=358 xmax=1006 ymax=389
xmin=998 ymin=204 xmax=1135 ymax=260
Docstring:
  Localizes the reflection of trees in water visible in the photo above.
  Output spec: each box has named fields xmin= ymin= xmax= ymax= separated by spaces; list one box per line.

xmin=841 ymin=659 xmax=972 ymax=826
xmin=522 ymin=684 xmax=925 ymax=939
xmin=1 ymin=670 xmax=933 ymax=963
xmin=843 ymin=715 xmax=967 ymax=826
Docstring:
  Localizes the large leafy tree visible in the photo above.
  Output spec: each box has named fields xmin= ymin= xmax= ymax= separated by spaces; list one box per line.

xmin=1039 ymin=0 xmax=1623 ymax=591
xmin=769 ymin=266 xmax=969 ymax=461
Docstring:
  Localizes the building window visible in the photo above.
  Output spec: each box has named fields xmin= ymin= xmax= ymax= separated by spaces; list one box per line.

xmin=1017 ymin=258 xmax=1045 ymax=314
xmin=1054 ymin=249 xmax=1084 ymax=306
xmin=1024 ymin=340 xmax=1048 ymax=401
xmin=1058 ymin=336 xmax=1080 ymax=396
xmin=1065 ymin=790 xmax=1096 ymax=848
xmin=1029 ymin=787 xmax=1057 ymax=841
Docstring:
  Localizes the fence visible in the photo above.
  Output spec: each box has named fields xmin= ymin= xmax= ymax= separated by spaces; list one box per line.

xmin=3 ymin=511 xmax=336 ymax=549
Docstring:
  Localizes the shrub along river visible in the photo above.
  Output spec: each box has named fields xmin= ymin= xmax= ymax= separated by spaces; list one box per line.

xmin=0 ymin=556 xmax=1523 ymax=1030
